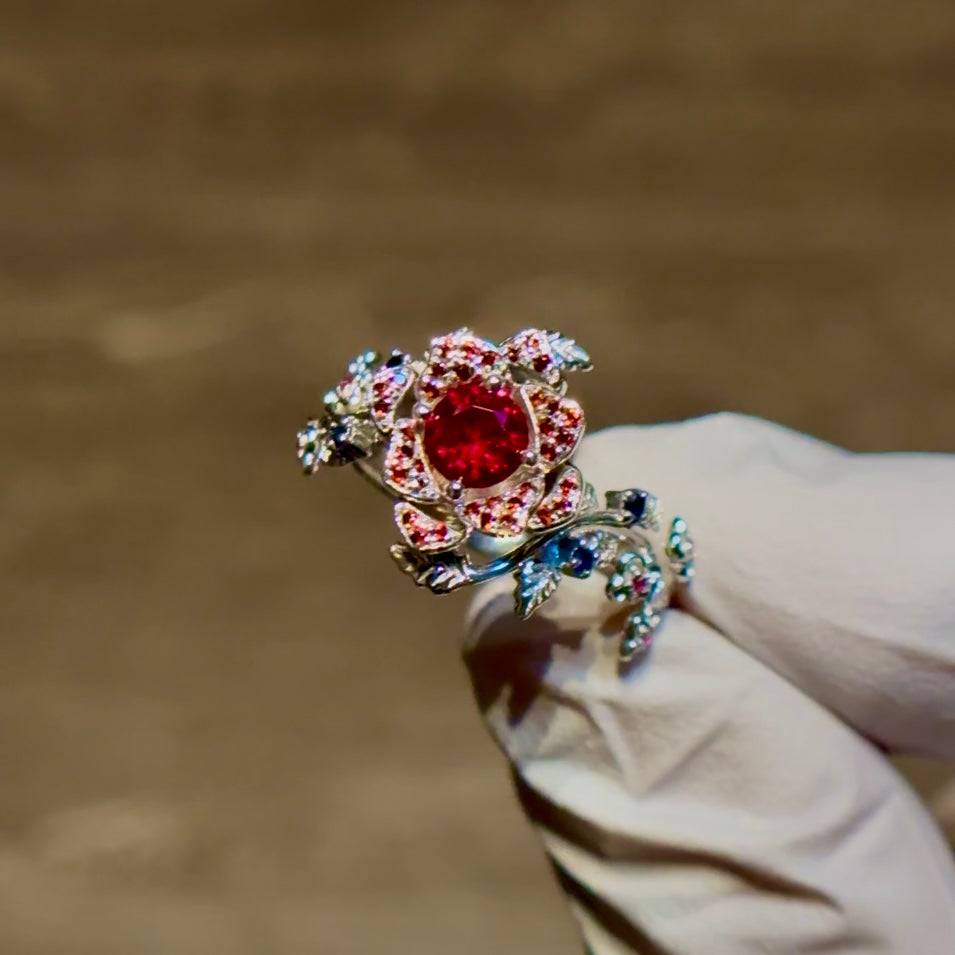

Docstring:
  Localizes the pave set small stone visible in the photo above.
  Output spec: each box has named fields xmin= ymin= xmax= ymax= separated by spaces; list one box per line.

xmin=529 ymin=465 xmax=584 ymax=530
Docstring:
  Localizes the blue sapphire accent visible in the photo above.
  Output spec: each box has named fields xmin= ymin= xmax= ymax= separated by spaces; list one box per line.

xmin=541 ymin=534 xmax=596 ymax=578
xmin=328 ymin=421 xmax=364 ymax=462
xmin=623 ymin=490 xmax=648 ymax=522
xmin=569 ymin=545 xmax=596 ymax=577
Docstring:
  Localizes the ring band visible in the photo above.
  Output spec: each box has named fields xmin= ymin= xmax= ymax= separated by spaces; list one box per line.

xmin=296 ymin=327 xmax=694 ymax=663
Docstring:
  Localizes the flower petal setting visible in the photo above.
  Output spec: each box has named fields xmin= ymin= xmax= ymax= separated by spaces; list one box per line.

xmin=371 ymin=360 xmax=416 ymax=432
xmin=529 ymin=464 xmax=585 ymax=530
xmin=461 ymin=477 xmax=544 ymax=537
xmin=394 ymin=502 xmax=467 ymax=552
xmin=416 ymin=330 xmax=508 ymax=405
xmin=522 ymin=383 xmax=585 ymax=466
xmin=383 ymin=419 xmax=440 ymax=502
xmin=505 ymin=328 xmax=561 ymax=384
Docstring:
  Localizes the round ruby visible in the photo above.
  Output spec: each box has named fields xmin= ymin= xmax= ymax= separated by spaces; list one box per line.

xmin=423 ymin=381 xmax=530 ymax=488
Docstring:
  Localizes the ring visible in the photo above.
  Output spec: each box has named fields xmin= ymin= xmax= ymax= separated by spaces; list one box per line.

xmin=296 ymin=327 xmax=695 ymax=662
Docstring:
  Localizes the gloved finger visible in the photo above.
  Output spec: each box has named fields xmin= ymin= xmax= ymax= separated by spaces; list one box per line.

xmin=579 ymin=414 xmax=955 ymax=761
xmin=465 ymin=574 xmax=955 ymax=955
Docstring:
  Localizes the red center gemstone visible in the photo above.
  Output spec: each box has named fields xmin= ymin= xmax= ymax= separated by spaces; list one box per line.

xmin=422 ymin=381 xmax=530 ymax=488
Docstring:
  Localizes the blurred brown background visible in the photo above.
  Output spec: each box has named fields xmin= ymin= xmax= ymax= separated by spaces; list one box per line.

xmin=1 ymin=1 xmax=954 ymax=952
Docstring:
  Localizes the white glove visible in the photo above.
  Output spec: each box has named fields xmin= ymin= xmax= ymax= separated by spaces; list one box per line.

xmin=463 ymin=413 xmax=955 ymax=955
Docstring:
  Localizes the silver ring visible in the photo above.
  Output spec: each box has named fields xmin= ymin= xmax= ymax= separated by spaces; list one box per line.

xmin=296 ymin=328 xmax=695 ymax=663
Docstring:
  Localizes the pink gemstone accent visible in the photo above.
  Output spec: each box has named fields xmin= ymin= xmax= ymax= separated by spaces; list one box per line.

xmin=505 ymin=328 xmax=559 ymax=383
xmin=461 ymin=478 xmax=544 ymax=537
xmin=394 ymin=502 xmax=466 ymax=553
xmin=529 ymin=465 xmax=584 ymax=530
xmin=371 ymin=363 xmax=415 ymax=431
xmin=384 ymin=420 xmax=439 ymax=502
xmin=416 ymin=331 xmax=506 ymax=406
xmin=523 ymin=383 xmax=585 ymax=466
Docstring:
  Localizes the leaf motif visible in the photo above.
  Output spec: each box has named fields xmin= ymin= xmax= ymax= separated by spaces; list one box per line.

xmin=390 ymin=545 xmax=471 ymax=593
xmin=390 ymin=543 xmax=429 ymax=577
xmin=546 ymin=331 xmax=593 ymax=372
xmin=665 ymin=516 xmax=696 ymax=580
xmin=514 ymin=559 xmax=562 ymax=619
xmin=421 ymin=559 xmax=470 ymax=594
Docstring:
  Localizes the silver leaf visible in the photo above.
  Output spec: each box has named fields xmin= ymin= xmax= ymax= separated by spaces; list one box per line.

xmin=546 ymin=331 xmax=593 ymax=372
xmin=421 ymin=560 xmax=470 ymax=594
xmin=514 ymin=559 xmax=562 ymax=619
xmin=389 ymin=546 xmax=470 ymax=594
xmin=666 ymin=516 xmax=696 ymax=580
xmin=390 ymin=543 xmax=428 ymax=578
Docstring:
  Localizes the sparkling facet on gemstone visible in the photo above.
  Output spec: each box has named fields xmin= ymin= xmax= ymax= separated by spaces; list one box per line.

xmin=606 ymin=488 xmax=660 ymax=530
xmin=623 ymin=490 xmax=648 ymax=522
xmin=370 ymin=361 xmax=416 ymax=432
xmin=383 ymin=419 xmax=440 ymax=502
xmin=540 ymin=533 xmax=597 ymax=578
xmin=461 ymin=478 xmax=544 ymax=537
xmin=416 ymin=331 xmax=507 ymax=407
xmin=606 ymin=549 xmax=654 ymax=603
xmin=324 ymin=371 xmax=371 ymax=417
xmin=504 ymin=328 xmax=560 ymax=384
xmin=394 ymin=502 xmax=466 ymax=553
xmin=529 ymin=465 xmax=584 ymax=530
xmin=522 ymin=383 xmax=585 ymax=466
xmin=422 ymin=381 xmax=531 ymax=488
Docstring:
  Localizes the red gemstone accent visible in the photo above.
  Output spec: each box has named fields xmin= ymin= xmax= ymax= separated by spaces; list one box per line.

xmin=422 ymin=381 xmax=531 ymax=488
xmin=416 ymin=332 xmax=506 ymax=407
xmin=462 ymin=478 xmax=543 ymax=537
xmin=505 ymin=329 xmax=559 ymax=383
xmin=395 ymin=502 xmax=466 ymax=552
xmin=370 ymin=363 xmax=415 ymax=431
xmin=529 ymin=465 xmax=584 ymax=530
xmin=524 ymin=383 xmax=584 ymax=466
xmin=384 ymin=420 xmax=439 ymax=502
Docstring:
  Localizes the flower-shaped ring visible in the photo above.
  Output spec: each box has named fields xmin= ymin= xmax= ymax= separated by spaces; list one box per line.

xmin=296 ymin=328 xmax=694 ymax=662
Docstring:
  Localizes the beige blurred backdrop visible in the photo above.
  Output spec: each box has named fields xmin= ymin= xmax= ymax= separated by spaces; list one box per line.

xmin=1 ymin=2 xmax=954 ymax=953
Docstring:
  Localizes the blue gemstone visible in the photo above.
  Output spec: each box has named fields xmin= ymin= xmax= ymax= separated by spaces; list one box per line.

xmin=541 ymin=535 xmax=570 ymax=566
xmin=569 ymin=545 xmax=595 ymax=577
xmin=624 ymin=491 xmax=648 ymax=522
xmin=328 ymin=423 xmax=363 ymax=462
xmin=540 ymin=534 xmax=596 ymax=578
